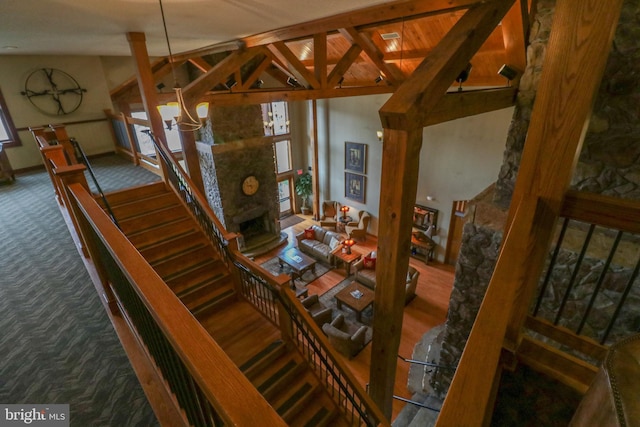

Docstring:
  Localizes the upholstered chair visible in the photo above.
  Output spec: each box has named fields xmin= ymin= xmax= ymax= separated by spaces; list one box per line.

xmin=301 ymin=294 xmax=333 ymax=327
xmin=345 ymin=211 xmax=370 ymax=241
xmin=322 ymin=314 xmax=367 ymax=358
xmin=319 ymin=200 xmax=341 ymax=230
xmin=405 ymin=266 xmax=420 ymax=305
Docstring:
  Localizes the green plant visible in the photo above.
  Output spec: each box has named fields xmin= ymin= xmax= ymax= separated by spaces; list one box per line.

xmin=295 ymin=172 xmax=312 ymax=210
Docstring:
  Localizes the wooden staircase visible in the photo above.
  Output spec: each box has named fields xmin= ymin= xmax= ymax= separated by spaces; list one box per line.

xmin=101 ymin=182 xmax=236 ymax=318
xmin=240 ymin=340 xmax=349 ymax=427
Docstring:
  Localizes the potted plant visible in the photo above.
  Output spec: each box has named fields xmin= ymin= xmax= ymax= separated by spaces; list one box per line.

xmin=295 ymin=172 xmax=313 ymax=215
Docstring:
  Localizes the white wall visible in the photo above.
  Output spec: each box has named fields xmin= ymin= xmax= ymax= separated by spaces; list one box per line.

xmin=0 ymin=56 xmax=115 ymax=169
xmin=315 ymin=93 xmax=514 ymax=261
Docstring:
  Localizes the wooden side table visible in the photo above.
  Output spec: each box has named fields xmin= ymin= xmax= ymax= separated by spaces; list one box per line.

xmin=410 ymin=233 xmax=435 ymax=264
xmin=337 ymin=216 xmax=352 ymax=233
xmin=332 ymin=247 xmax=361 ymax=276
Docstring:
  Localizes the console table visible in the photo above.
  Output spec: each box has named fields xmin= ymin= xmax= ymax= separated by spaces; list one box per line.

xmin=410 ymin=233 xmax=435 ymax=264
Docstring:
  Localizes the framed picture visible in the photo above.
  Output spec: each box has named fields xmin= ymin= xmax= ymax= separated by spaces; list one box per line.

xmin=345 ymin=142 xmax=366 ymax=174
xmin=345 ymin=172 xmax=366 ymax=203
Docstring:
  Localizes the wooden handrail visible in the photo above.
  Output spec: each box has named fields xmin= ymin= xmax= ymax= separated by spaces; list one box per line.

xmin=67 ymin=182 xmax=287 ymax=427
xmin=561 ymin=190 xmax=640 ymax=234
xmin=278 ymin=285 xmax=390 ymax=426
xmin=436 ymin=195 xmax=543 ymax=426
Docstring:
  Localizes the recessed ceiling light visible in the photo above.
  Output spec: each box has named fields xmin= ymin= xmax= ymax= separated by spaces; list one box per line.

xmin=3 ymin=46 xmax=18 ymax=50
xmin=380 ymin=32 xmax=400 ymax=40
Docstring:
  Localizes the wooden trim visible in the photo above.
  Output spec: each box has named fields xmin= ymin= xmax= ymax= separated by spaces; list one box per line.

xmin=313 ymin=33 xmax=328 ymax=89
xmin=524 ymin=315 xmax=608 ymax=361
xmin=17 ymin=117 xmax=108 ymax=132
xmin=517 ymin=335 xmax=599 ymax=394
xmin=379 ymin=0 xmax=516 ymax=131
xmin=67 ymin=183 xmax=286 ymax=427
xmin=561 ymin=190 xmax=640 ymax=234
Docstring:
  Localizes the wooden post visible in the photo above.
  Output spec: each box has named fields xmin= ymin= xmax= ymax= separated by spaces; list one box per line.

xmin=504 ymin=0 xmax=625 ymax=350
xmin=126 ymin=32 xmax=168 ymax=180
xmin=369 ymin=127 xmax=423 ymax=418
xmin=177 ymin=128 xmax=205 ymax=195
xmin=311 ymin=100 xmax=320 ymax=220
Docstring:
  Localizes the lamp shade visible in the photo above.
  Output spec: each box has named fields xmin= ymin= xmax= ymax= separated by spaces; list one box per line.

xmin=157 ymin=102 xmax=179 ymax=122
xmin=196 ymin=102 xmax=210 ymax=119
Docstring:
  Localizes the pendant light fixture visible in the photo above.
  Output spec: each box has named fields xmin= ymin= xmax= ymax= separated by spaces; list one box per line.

xmin=156 ymin=0 xmax=209 ymax=131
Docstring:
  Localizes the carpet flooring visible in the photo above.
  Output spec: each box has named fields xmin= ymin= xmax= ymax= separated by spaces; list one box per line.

xmin=0 ymin=155 xmax=160 ymax=426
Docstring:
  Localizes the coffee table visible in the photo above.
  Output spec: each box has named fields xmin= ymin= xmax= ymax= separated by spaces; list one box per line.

xmin=278 ymin=247 xmax=317 ymax=284
xmin=335 ymin=281 xmax=374 ymax=322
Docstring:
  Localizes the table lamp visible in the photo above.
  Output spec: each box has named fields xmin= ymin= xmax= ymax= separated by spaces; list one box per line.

xmin=340 ymin=205 xmax=350 ymax=219
xmin=342 ymin=238 xmax=355 ymax=254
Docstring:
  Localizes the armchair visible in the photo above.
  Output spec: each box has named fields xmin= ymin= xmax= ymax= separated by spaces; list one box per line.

xmin=322 ymin=314 xmax=367 ymax=358
xmin=319 ymin=200 xmax=341 ymax=230
xmin=300 ymin=294 xmax=333 ymax=327
xmin=405 ymin=266 xmax=420 ymax=305
xmin=345 ymin=211 xmax=370 ymax=241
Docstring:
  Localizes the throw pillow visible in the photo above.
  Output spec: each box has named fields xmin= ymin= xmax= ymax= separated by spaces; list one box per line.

xmin=329 ymin=236 xmax=341 ymax=250
xmin=304 ymin=228 xmax=315 ymax=239
xmin=364 ymin=256 xmax=376 ymax=269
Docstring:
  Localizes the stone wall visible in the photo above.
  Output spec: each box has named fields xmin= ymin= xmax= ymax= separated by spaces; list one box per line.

xmin=428 ymin=0 xmax=640 ymax=396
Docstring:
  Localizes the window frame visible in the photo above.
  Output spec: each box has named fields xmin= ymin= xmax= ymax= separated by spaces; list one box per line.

xmin=0 ymin=87 xmax=21 ymax=148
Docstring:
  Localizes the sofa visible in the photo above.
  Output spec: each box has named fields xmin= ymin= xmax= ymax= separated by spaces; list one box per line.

xmin=353 ymin=252 xmax=420 ymax=304
xmin=295 ymin=225 xmax=342 ymax=264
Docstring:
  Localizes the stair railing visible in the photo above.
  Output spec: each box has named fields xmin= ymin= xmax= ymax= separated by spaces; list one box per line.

xmin=143 ymin=129 xmax=388 ymax=426
xmin=62 ymin=180 xmax=287 ymax=427
xmin=232 ymin=257 xmax=389 ymax=426
xmin=68 ymin=137 xmax=119 ymax=228
xmin=144 ymin=130 xmax=236 ymax=268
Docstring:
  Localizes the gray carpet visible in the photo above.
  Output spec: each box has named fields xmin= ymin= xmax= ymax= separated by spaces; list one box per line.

xmin=0 ymin=155 xmax=160 ymax=426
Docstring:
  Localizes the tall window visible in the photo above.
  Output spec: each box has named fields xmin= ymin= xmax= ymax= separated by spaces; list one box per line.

xmin=0 ymin=87 xmax=21 ymax=147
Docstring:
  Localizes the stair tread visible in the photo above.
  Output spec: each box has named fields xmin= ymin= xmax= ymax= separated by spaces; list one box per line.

xmin=252 ymin=354 xmax=304 ymax=399
xmin=273 ymin=374 xmax=319 ymax=422
xmin=139 ymin=230 xmax=208 ymax=263
xmin=152 ymin=246 xmax=219 ymax=278
xmin=165 ymin=260 xmax=228 ymax=293
xmin=103 ymin=182 xmax=167 ymax=206
xmin=289 ymin=385 xmax=342 ymax=427
xmin=110 ymin=192 xmax=179 ymax=220
xmin=118 ymin=205 xmax=189 ymax=234
xmin=240 ymin=340 xmax=286 ymax=376
xmin=187 ymin=283 xmax=235 ymax=313
xmin=128 ymin=218 xmax=197 ymax=249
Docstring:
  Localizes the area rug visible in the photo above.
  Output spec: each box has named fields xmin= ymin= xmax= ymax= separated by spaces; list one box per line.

xmin=260 ymin=256 xmax=331 ymax=287
xmin=280 ymin=214 xmax=305 ymax=230
xmin=318 ymin=277 xmax=373 ymax=348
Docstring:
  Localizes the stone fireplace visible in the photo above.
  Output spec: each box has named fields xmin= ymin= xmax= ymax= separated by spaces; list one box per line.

xmin=197 ymin=134 xmax=285 ymax=254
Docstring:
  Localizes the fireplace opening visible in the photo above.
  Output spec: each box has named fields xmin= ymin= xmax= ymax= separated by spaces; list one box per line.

xmin=239 ymin=214 xmax=267 ymax=240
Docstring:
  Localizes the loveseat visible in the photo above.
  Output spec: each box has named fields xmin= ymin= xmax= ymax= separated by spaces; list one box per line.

xmin=295 ymin=225 xmax=342 ymax=264
xmin=353 ymin=252 xmax=420 ymax=304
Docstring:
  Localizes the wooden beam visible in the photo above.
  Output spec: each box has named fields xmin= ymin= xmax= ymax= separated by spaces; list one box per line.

xmin=188 ymin=57 xmax=212 ymax=73
xmin=268 ymin=41 xmax=321 ymax=88
xmin=200 ymin=84 xmax=395 ymax=106
xmin=422 ymin=87 xmax=516 ymax=127
xmin=314 ymin=33 xmax=328 ymax=89
xmin=109 ymin=58 xmax=168 ymax=98
xmin=311 ymin=100 xmax=320 ymax=220
xmin=502 ymin=0 xmax=624 ymax=388
xmin=369 ymin=127 xmax=423 ymax=419
xmin=239 ymin=54 xmax=272 ymax=90
xmin=242 ymin=0 xmax=484 ymax=47
xmin=339 ymin=27 xmax=404 ymax=85
xmin=500 ymin=0 xmax=528 ymax=80
xmin=379 ymin=0 xmax=516 ymax=131
xmin=181 ymin=47 xmax=265 ymax=106
xmin=327 ymin=44 xmax=363 ymax=88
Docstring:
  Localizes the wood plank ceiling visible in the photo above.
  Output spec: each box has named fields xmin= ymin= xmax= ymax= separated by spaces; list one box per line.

xmin=112 ymin=0 xmax=526 ymax=109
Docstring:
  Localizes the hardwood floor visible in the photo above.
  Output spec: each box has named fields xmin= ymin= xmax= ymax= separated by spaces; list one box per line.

xmin=256 ymin=215 xmax=455 ymax=420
